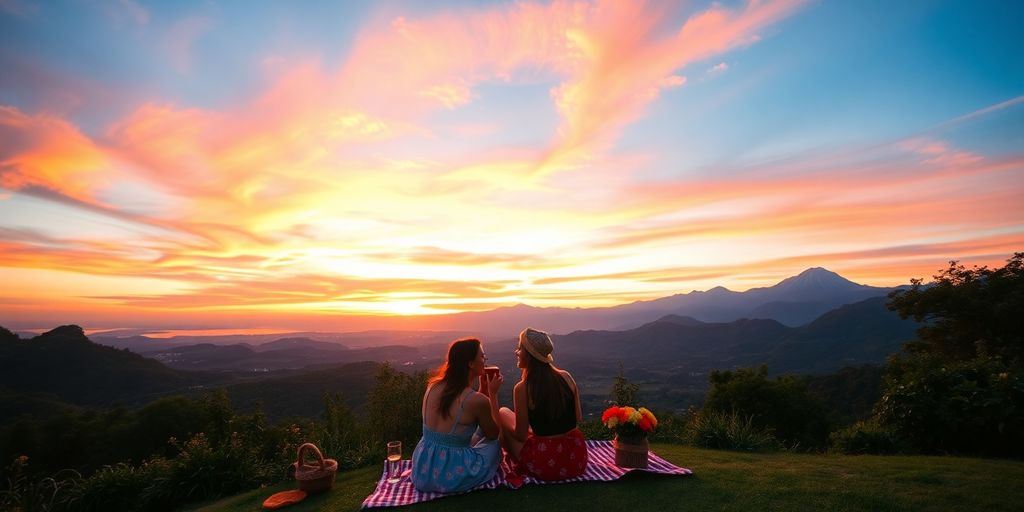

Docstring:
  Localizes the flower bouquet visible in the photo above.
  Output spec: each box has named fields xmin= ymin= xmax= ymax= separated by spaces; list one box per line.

xmin=602 ymin=406 xmax=658 ymax=468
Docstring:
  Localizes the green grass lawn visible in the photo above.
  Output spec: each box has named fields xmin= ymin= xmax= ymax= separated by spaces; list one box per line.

xmin=187 ymin=444 xmax=1024 ymax=512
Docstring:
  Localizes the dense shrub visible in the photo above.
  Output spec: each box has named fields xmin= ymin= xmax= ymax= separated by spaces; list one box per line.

xmin=578 ymin=418 xmax=614 ymax=441
xmin=687 ymin=410 xmax=777 ymax=452
xmin=308 ymin=393 xmax=376 ymax=469
xmin=805 ymin=365 xmax=886 ymax=427
xmin=877 ymin=254 xmax=1024 ymax=457
xmin=829 ymin=420 xmax=908 ymax=455
xmin=0 ymin=391 xmax=243 ymax=478
xmin=365 ymin=364 xmax=428 ymax=455
xmin=65 ymin=461 xmax=167 ymax=512
xmin=875 ymin=353 xmax=1024 ymax=456
xmin=0 ymin=456 xmax=80 ymax=512
xmin=647 ymin=410 xmax=690 ymax=445
xmin=704 ymin=366 xmax=831 ymax=450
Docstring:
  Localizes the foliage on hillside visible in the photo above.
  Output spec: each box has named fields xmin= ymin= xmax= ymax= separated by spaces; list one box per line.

xmin=0 ymin=362 xmax=428 ymax=512
xmin=0 ymin=326 xmax=194 ymax=408
xmin=702 ymin=366 xmax=831 ymax=450
xmin=804 ymin=365 xmax=885 ymax=426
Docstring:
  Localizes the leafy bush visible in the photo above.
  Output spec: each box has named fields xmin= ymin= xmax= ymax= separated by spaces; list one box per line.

xmin=876 ymin=254 xmax=1024 ymax=457
xmin=829 ymin=420 xmax=908 ymax=455
xmin=578 ymin=418 xmax=614 ymax=441
xmin=687 ymin=410 xmax=778 ymax=452
xmin=65 ymin=460 xmax=168 ymax=512
xmin=610 ymin=365 xmax=639 ymax=406
xmin=0 ymin=456 xmax=80 ymax=512
xmin=875 ymin=353 xmax=1024 ymax=456
xmin=365 ymin=364 xmax=427 ymax=455
xmin=647 ymin=410 xmax=690 ymax=445
xmin=704 ymin=366 xmax=831 ymax=450
xmin=308 ymin=393 xmax=376 ymax=470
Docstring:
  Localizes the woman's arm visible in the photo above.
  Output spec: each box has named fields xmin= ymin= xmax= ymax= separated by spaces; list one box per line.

xmin=475 ymin=393 xmax=500 ymax=440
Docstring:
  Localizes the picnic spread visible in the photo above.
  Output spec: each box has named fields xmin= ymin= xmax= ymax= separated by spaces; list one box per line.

xmin=361 ymin=440 xmax=692 ymax=508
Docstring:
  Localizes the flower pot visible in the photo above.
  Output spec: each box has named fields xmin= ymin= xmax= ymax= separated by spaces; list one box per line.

xmin=613 ymin=434 xmax=649 ymax=469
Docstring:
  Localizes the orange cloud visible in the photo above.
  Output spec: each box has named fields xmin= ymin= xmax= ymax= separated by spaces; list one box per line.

xmin=0 ymin=106 xmax=112 ymax=202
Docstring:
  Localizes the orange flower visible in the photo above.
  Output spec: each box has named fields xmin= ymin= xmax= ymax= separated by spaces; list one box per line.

xmin=615 ymin=407 xmax=630 ymax=424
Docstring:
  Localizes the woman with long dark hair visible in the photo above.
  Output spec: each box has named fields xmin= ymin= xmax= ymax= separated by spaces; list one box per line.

xmin=411 ymin=337 xmax=503 ymax=493
xmin=498 ymin=328 xmax=587 ymax=480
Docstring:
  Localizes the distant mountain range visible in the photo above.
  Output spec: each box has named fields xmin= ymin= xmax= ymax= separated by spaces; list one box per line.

xmin=437 ymin=267 xmax=901 ymax=335
xmin=552 ymin=296 xmax=918 ymax=376
xmin=0 ymin=268 xmax=918 ymax=418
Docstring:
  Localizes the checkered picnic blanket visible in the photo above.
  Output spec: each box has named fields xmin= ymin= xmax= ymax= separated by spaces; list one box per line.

xmin=361 ymin=440 xmax=692 ymax=508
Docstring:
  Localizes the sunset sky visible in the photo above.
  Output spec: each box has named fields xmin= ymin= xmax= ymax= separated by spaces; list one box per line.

xmin=1 ymin=0 xmax=1022 ymax=330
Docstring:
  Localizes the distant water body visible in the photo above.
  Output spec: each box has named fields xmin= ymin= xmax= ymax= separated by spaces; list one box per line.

xmin=20 ymin=327 xmax=299 ymax=338
xmin=129 ymin=328 xmax=299 ymax=339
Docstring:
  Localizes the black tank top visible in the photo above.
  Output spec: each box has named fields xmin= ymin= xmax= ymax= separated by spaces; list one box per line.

xmin=528 ymin=375 xmax=577 ymax=436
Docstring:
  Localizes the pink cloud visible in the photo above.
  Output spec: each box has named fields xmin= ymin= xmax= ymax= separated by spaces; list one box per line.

xmin=540 ymin=0 xmax=805 ymax=175
xmin=897 ymin=137 xmax=984 ymax=168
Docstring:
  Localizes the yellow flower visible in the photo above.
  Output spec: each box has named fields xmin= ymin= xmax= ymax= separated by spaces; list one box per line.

xmin=607 ymin=417 xmax=619 ymax=428
xmin=639 ymin=407 xmax=658 ymax=428
xmin=626 ymin=408 xmax=641 ymax=424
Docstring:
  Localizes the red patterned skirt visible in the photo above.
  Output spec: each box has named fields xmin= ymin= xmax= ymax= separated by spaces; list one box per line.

xmin=515 ymin=428 xmax=588 ymax=481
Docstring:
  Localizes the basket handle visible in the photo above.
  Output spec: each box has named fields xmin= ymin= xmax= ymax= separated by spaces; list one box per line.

xmin=296 ymin=443 xmax=327 ymax=471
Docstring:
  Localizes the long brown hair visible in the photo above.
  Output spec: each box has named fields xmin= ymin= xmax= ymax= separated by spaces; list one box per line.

xmin=524 ymin=352 xmax=573 ymax=421
xmin=428 ymin=338 xmax=481 ymax=419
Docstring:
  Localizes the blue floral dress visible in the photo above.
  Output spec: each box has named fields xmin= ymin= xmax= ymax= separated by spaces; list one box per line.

xmin=411 ymin=389 xmax=501 ymax=493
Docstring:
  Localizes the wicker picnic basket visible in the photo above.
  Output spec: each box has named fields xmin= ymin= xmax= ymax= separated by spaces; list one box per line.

xmin=292 ymin=443 xmax=338 ymax=493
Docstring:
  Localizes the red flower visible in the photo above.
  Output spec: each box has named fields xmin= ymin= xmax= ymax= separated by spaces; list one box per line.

xmin=601 ymin=406 xmax=619 ymax=423
xmin=638 ymin=416 xmax=653 ymax=432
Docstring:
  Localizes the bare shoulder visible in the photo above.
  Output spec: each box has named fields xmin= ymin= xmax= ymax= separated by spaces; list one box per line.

xmin=558 ymin=369 xmax=578 ymax=388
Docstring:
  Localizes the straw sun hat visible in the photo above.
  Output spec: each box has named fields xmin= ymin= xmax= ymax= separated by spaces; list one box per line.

xmin=519 ymin=328 xmax=554 ymax=364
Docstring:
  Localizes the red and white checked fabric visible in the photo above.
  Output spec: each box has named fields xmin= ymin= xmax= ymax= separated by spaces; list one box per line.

xmin=361 ymin=440 xmax=692 ymax=508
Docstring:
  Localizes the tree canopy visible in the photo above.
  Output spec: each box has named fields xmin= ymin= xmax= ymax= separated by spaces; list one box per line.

xmin=887 ymin=252 xmax=1023 ymax=364
xmin=876 ymin=252 xmax=1024 ymax=456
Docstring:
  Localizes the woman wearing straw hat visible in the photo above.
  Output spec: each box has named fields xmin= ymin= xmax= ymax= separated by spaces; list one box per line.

xmin=498 ymin=328 xmax=588 ymax=480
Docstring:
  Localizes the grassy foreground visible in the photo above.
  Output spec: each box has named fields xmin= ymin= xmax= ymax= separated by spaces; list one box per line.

xmin=187 ymin=444 xmax=1024 ymax=512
